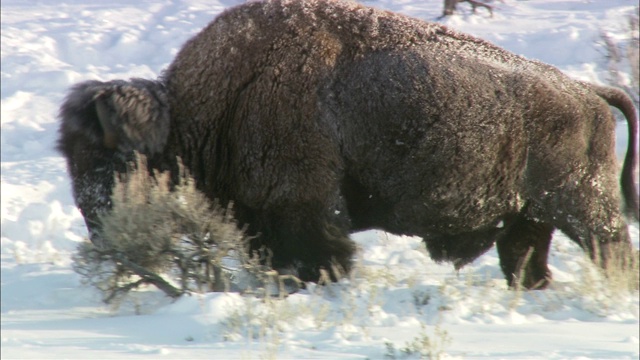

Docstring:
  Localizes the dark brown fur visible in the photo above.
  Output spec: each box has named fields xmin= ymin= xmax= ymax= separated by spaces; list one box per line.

xmin=58 ymin=0 xmax=638 ymax=286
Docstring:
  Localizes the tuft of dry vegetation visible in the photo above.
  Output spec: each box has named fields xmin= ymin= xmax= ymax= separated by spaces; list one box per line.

xmin=579 ymin=241 xmax=640 ymax=302
xmin=72 ymin=153 xmax=298 ymax=304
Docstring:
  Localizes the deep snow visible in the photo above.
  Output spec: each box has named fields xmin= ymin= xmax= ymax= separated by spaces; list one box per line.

xmin=1 ymin=0 xmax=639 ymax=359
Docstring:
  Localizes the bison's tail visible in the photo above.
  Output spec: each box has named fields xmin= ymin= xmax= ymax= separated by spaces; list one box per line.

xmin=57 ymin=78 xmax=170 ymax=156
xmin=590 ymin=84 xmax=639 ymax=222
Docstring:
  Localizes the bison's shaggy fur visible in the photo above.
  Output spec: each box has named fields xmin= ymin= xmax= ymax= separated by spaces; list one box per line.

xmin=58 ymin=0 xmax=638 ymax=288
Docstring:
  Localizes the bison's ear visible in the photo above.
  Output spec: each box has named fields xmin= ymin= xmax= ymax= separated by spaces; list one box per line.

xmin=57 ymin=78 xmax=170 ymax=154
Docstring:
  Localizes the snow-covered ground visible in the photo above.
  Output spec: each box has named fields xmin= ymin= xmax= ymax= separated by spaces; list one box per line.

xmin=1 ymin=0 xmax=638 ymax=358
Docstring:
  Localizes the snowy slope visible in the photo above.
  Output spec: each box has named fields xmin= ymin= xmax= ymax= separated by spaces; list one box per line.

xmin=1 ymin=0 xmax=638 ymax=359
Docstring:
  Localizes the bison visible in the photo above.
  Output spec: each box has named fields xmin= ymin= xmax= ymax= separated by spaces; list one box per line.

xmin=58 ymin=0 xmax=638 ymax=289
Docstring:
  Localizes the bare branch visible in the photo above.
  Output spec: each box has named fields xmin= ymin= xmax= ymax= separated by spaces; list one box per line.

xmin=442 ymin=0 xmax=493 ymax=18
xmin=112 ymin=252 xmax=183 ymax=299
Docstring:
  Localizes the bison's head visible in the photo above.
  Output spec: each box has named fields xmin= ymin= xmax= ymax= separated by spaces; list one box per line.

xmin=57 ymin=78 xmax=170 ymax=247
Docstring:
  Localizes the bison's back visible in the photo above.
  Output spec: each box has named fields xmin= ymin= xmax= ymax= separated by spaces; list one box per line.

xmin=164 ymin=0 xmax=622 ymax=237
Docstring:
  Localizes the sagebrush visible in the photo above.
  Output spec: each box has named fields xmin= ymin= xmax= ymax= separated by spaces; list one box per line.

xmin=72 ymin=153 xmax=292 ymax=304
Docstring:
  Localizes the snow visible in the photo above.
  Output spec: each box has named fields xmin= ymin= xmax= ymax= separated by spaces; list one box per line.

xmin=1 ymin=0 xmax=638 ymax=358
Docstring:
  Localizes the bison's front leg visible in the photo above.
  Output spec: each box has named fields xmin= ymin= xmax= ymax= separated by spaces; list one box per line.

xmin=245 ymin=202 xmax=356 ymax=283
xmin=496 ymin=212 xmax=554 ymax=289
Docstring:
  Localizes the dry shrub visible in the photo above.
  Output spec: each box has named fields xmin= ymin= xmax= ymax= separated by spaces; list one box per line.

xmin=72 ymin=153 xmax=292 ymax=304
xmin=601 ymin=8 xmax=640 ymax=109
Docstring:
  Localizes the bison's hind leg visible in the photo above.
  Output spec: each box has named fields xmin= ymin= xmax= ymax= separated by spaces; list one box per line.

xmin=496 ymin=212 xmax=554 ymax=289
xmin=543 ymin=176 xmax=634 ymax=275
